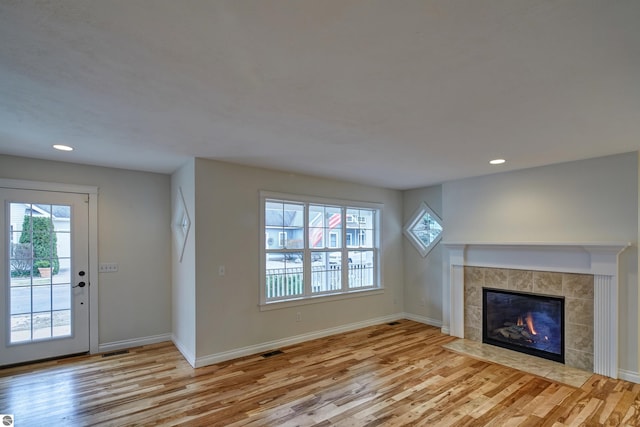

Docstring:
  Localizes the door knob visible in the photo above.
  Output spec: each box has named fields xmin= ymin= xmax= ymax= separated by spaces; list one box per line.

xmin=73 ymin=281 xmax=86 ymax=288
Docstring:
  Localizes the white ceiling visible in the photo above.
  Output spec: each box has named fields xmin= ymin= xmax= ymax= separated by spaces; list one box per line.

xmin=1 ymin=1 xmax=639 ymax=190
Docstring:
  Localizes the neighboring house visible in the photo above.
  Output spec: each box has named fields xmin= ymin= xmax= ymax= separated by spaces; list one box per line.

xmin=264 ymin=208 xmax=303 ymax=250
xmin=265 ymin=208 xmax=371 ymax=251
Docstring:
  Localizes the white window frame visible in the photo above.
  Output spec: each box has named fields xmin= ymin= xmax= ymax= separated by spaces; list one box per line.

xmin=278 ymin=231 xmax=287 ymax=248
xmin=329 ymin=232 xmax=338 ymax=248
xmin=359 ymin=230 xmax=367 ymax=246
xmin=260 ymin=191 xmax=383 ymax=309
xmin=403 ymin=202 xmax=443 ymax=257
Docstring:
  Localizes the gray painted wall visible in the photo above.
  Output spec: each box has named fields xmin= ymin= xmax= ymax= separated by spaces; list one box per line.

xmin=0 ymin=154 xmax=172 ymax=347
xmin=443 ymin=153 xmax=638 ymax=244
xmin=171 ymin=159 xmax=196 ymax=362
xmin=402 ymin=185 xmax=443 ymax=326
xmin=190 ymin=158 xmax=404 ymax=360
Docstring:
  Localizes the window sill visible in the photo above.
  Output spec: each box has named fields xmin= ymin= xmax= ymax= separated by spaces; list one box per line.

xmin=259 ymin=288 xmax=385 ymax=311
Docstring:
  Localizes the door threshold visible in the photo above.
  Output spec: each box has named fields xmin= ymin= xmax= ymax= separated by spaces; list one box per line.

xmin=0 ymin=351 xmax=89 ymax=370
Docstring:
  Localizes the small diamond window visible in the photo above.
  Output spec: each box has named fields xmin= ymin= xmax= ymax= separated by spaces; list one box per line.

xmin=403 ymin=202 xmax=443 ymax=257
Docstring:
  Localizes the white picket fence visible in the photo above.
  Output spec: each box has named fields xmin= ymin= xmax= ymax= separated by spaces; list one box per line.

xmin=266 ymin=265 xmax=373 ymax=300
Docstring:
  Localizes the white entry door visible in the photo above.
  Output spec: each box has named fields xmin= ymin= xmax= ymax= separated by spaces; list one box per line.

xmin=0 ymin=188 xmax=89 ymax=366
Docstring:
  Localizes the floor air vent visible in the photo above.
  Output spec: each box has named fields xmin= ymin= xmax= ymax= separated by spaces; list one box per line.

xmin=102 ymin=350 xmax=130 ymax=358
xmin=261 ymin=350 xmax=283 ymax=358
xmin=387 ymin=321 xmax=401 ymax=326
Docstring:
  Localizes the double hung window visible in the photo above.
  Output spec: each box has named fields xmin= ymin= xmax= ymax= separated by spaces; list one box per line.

xmin=261 ymin=192 xmax=381 ymax=305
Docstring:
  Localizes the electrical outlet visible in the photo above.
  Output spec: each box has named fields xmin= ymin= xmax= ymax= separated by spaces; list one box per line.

xmin=99 ymin=263 xmax=118 ymax=273
xmin=296 ymin=312 xmax=301 ymax=322
xmin=218 ymin=265 xmax=225 ymax=276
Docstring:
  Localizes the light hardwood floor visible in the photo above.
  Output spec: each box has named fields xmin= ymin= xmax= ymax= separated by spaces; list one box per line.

xmin=1 ymin=320 xmax=640 ymax=426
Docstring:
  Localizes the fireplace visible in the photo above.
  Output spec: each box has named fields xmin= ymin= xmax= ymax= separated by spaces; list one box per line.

xmin=444 ymin=242 xmax=629 ymax=378
xmin=483 ymin=288 xmax=564 ymax=363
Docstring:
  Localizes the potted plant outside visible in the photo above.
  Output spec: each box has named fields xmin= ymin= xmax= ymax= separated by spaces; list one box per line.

xmin=34 ymin=260 xmax=52 ymax=278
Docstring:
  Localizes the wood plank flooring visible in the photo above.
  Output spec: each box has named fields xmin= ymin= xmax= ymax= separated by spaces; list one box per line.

xmin=2 ymin=320 xmax=640 ymax=426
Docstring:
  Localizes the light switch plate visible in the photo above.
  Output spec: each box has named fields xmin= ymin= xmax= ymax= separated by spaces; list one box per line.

xmin=99 ymin=263 xmax=118 ymax=273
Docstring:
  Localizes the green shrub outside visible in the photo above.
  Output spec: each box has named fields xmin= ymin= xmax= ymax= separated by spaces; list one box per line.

xmin=10 ymin=242 xmax=32 ymax=277
xmin=19 ymin=216 xmax=59 ymax=276
xmin=33 ymin=260 xmax=52 ymax=269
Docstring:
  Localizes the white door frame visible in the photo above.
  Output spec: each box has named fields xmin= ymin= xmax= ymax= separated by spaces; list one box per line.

xmin=0 ymin=178 xmax=99 ymax=354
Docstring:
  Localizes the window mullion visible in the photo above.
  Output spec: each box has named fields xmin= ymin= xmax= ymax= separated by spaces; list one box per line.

xmin=341 ymin=207 xmax=348 ymax=292
xmin=303 ymin=202 xmax=312 ymax=296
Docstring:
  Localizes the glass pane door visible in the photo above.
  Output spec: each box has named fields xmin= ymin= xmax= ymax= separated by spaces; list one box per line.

xmin=1 ymin=188 xmax=89 ymax=366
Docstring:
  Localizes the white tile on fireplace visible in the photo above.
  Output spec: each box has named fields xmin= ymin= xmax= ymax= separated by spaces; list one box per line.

xmin=443 ymin=339 xmax=592 ymax=388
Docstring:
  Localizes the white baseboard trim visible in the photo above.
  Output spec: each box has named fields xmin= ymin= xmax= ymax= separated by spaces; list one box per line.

xmin=441 ymin=326 xmax=450 ymax=335
xmin=618 ymin=369 xmax=640 ymax=384
xmin=194 ymin=313 xmax=404 ymax=368
xmin=172 ymin=335 xmax=196 ymax=367
xmin=402 ymin=312 xmax=442 ymax=328
xmin=98 ymin=333 xmax=172 ymax=353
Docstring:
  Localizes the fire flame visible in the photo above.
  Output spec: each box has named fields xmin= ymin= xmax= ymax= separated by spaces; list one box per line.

xmin=526 ymin=312 xmax=537 ymax=335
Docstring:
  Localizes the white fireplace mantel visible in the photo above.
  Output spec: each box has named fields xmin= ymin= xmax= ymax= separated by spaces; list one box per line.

xmin=443 ymin=241 xmax=630 ymax=378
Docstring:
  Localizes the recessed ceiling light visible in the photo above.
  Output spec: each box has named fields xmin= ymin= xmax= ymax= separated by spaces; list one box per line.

xmin=489 ymin=158 xmax=506 ymax=165
xmin=53 ymin=144 xmax=74 ymax=152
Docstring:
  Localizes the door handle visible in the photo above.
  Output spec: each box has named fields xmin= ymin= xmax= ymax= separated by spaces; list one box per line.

xmin=73 ymin=281 xmax=87 ymax=288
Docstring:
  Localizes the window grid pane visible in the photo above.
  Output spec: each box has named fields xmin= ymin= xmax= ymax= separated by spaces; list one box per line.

xmin=347 ymin=250 xmax=375 ymax=289
xmin=265 ymin=253 xmax=304 ymax=300
xmin=346 ymin=208 xmax=374 ymax=248
xmin=309 ymin=205 xmax=342 ymax=249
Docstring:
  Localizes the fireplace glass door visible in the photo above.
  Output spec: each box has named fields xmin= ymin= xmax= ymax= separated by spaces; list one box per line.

xmin=482 ymin=288 xmax=564 ymax=363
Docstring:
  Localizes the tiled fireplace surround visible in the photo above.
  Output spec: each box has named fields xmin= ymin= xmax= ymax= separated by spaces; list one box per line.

xmin=445 ymin=243 xmax=629 ymax=378
xmin=464 ymin=267 xmax=594 ymax=371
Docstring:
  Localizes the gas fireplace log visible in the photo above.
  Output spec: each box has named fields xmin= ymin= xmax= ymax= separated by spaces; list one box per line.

xmin=494 ymin=325 xmax=536 ymax=342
